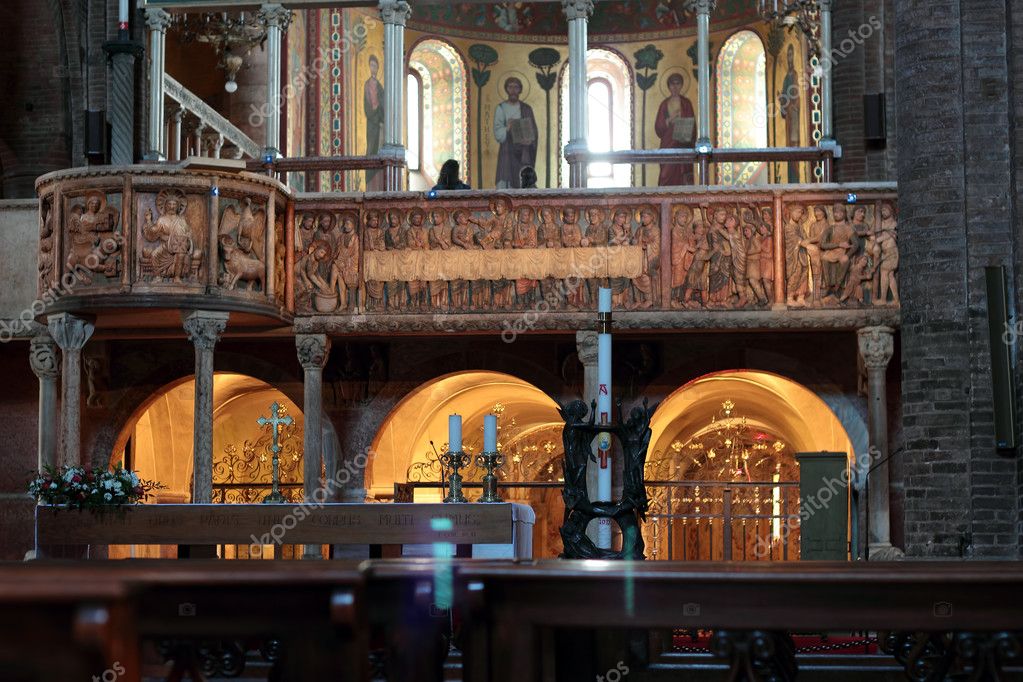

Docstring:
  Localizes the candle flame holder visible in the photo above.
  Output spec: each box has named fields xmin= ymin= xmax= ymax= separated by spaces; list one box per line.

xmin=476 ymin=451 xmax=505 ymax=503
xmin=441 ymin=450 xmax=471 ymax=504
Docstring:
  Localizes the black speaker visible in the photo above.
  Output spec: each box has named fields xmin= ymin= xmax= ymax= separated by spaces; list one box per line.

xmin=863 ymin=93 xmax=886 ymax=144
xmin=85 ymin=109 xmax=108 ymax=163
xmin=985 ymin=266 xmax=1017 ymax=451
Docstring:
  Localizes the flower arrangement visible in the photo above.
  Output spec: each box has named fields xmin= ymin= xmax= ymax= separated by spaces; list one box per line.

xmin=28 ymin=465 xmax=163 ymax=510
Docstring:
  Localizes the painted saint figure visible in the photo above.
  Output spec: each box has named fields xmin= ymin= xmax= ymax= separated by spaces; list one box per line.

xmin=364 ymin=55 xmax=385 ymax=190
xmin=654 ymin=73 xmax=696 ymax=186
xmin=494 ymin=77 xmax=538 ymax=189
xmin=780 ymin=45 xmax=802 ymax=182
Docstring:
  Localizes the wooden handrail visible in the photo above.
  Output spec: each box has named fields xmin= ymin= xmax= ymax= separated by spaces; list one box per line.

xmin=246 ymin=154 xmax=406 ymax=173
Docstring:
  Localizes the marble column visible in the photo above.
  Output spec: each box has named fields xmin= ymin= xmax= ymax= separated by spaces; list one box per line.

xmin=379 ymin=0 xmax=411 ymax=190
xmin=297 ymin=334 xmax=331 ymax=559
xmin=563 ymin=0 xmax=593 ymax=187
xmin=47 ymin=314 xmax=95 ymax=467
xmin=143 ymin=8 xmax=171 ymax=161
xmin=182 ymin=311 xmax=229 ymax=504
xmin=692 ymin=0 xmax=715 ymax=182
xmin=30 ymin=334 xmax=60 ymax=472
xmin=258 ymin=4 xmax=292 ymax=160
xmin=169 ymin=106 xmax=183 ymax=161
xmin=193 ymin=121 xmax=208 ymax=158
xmin=857 ymin=325 xmax=903 ymax=560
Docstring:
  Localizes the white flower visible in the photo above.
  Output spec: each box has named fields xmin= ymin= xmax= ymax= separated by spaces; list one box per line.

xmin=49 ymin=482 xmax=57 ymax=489
xmin=104 ymin=492 xmax=112 ymax=501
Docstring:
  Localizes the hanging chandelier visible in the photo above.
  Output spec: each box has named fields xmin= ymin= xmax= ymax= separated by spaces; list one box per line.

xmin=174 ymin=12 xmax=288 ymax=92
xmin=757 ymin=0 xmax=822 ymax=59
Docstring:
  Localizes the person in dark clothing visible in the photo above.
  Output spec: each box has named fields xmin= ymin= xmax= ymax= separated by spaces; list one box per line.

xmin=432 ymin=159 xmax=472 ymax=191
xmin=519 ymin=165 xmax=538 ymax=189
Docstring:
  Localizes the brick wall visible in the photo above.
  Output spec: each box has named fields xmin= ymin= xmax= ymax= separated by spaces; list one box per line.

xmin=896 ymin=0 xmax=1020 ymax=558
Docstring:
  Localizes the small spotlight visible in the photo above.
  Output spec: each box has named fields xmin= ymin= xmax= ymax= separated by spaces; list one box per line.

xmin=427 ymin=190 xmax=438 ymax=200
xmin=846 ymin=193 xmax=858 ymax=204
xmin=210 ymin=186 xmax=220 ymax=197
xmin=263 ymin=154 xmax=274 ymax=165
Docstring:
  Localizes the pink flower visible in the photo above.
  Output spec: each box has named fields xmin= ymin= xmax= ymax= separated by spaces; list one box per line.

xmin=71 ymin=475 xmax=81 ymax=483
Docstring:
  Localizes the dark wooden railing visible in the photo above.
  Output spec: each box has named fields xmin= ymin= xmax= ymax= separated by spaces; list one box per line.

xmin=4 ymin=559 xmax=1021 ymax=681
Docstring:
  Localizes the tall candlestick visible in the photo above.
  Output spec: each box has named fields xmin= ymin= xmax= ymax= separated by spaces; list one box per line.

xmin=119 ymin=0 xmax=130 ymax=29
xmin=448 ymin=414 xmax=463 ymax=453
xmin=596 ymin=287 xmax=613 ymax=549
xmin=484 ymin=414 xmax=498 ymax=452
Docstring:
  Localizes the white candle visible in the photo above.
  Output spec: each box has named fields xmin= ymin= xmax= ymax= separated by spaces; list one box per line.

xmin=596 ymin=287 xmax=613 ymax=549
xmin=119 ymin=0 xmax=129 ymax=25
xmin=484 ymin=414 xmax=498 ymax=452
xmin=448 ymin=414 xmax=463 ymax=453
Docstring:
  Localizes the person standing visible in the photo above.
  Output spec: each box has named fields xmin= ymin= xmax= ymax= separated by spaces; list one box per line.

xmin=494 ymin=77 xmax=538 ymax=189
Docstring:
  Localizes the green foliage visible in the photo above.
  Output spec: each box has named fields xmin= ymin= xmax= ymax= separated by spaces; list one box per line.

xmin=636 ymin=73 xmax=657 ymax=92
xmin=634 ymin=44 xmax=664 ymax=72
xmin=468 ymin=43 xmax=499 ymax=68
xmin=528 ymin=47 xmax=562 ymax=70
xmin=472 ymin=68 xmax=492 ymax=89
xmin=767 ymin=24 xmax=785 ymax=58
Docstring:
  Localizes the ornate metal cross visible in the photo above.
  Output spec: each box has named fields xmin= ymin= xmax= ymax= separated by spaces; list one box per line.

xmin=258 ymin=402 xmax=293 ymax=504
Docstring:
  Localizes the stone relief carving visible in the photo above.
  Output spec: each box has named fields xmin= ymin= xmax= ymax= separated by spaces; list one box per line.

xmin=39 ymin=197 xmax=55 ymax=292
xmin=295 ymin=210 xmax=361 ymax=312
xmin=140 ymin=189 xmax=202 ymax=283
xmin=218 ymin=197 xmax=266 ymax=291
xmin=66 ymin=190 xmax=122 ymax=283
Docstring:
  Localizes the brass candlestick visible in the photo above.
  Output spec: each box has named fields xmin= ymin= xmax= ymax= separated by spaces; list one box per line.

xmin=476 ymin=451 xmax=504 ymax=503
xmin=440 ymin=450 xmax=471 ymax=503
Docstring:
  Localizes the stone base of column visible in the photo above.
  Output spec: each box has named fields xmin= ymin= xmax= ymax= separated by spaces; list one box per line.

xmin=868 ymin=543 xmax=906 ymax=561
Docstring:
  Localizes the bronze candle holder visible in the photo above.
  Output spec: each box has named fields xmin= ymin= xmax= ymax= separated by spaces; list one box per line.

xmin=440 ymin=450 xmax=471 ymax=504
xmin=476 ymin=451 xmax=505 ymax=503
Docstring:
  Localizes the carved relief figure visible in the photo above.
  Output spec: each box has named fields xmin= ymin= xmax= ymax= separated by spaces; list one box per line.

xmin=39 ymin=198 xmax=54 ymax=291
xmin=873 ymin=202 xmax=899 ymax=306
xmin=783 ymin=203 xmax=808 ymax=306
xmin=298 ymin=212 xmax=317 ymax=248
xmin=67 ymin=191 xmax=121 ymax=282
xmin=297 ymin=239 xmax=334 ymax=311
xmin=585 ymin=207 xmax=609 ymax=301
xmin=680 ymin=220 xmax=712 ymax=308
xmin=451 ymin=208 xmax=478 ymax=309
xmin=218 ymin=197 xmax=266 ymax=291
xmin=632 ymin=206 xmax=660 ymax=309
xmin=363 ymin=209 xmax=386 ymax=311
xmin=670 ymin=205 xmax=695 ymax=308
xmin=711 ymin=207 xmax=748 ymax=308
xmin=473 ymin=196 xmax=514 ymax=307
xmin=609 ymin=207 xmax=634 ymax=309
xmin=513 ymin=205 xmax=539 ymax=306
xmin=560 ymin=206 xmax=586 ymax=308
xmin=384 ymin=209 xmax=407 ymax=310
xmin=757 ymin=206 xmax=774 ymax=301
xmin=702 ymin=205 xmax=732 ymax=307
xmin=141 ymin=189 xmax=200 ymax=283
xmin=741 ymin=206 xmax=769 ymax=306
xmin=820 ymin=203 xmax=854 ymax=299
xmin=329 ymin=211 xmax=361 ymax=311
xmin=406 ymin=208 xmax=430 ymax=311
xmin=428 ymin=208 xmax=452 ymax=309
xmin=802 ymin=205 xmax=828 ymax=306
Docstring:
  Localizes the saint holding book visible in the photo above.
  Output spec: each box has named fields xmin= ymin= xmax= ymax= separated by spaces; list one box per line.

xmin=494 ymin=76 xmax=538 ymax=189
xmin=654 ymin=72 xmax=696 ymax=186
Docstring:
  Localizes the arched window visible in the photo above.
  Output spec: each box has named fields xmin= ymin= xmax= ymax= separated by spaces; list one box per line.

xmin=716 ymin=30 xmax=768 ymax=185
xmin=559 ymin=48 xmax=633 ymax=188
xmin=406 ymin=70 xmax=423 ymax=173
xmin=407 ymin=39 xmax=469 ymax=189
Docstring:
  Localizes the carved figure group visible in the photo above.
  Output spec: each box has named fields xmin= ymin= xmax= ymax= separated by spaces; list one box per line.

xmin=218 ymin=197 xmax=266 ymax=291
xmin=295 ymin=210 xmax=363 ymax=312
xmin=784 ymin=202 xmax=898 ymax=307
xmin=670 ymin=203 xmax=774 ymax=309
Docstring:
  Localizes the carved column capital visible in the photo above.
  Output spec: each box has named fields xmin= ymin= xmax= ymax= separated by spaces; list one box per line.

xmin=576 ymin=330 xmax=598 ymax=366
xmin=181 ymin=310 xmax=229 ymax=352
xmin=297 ymin=334 xmax=332 ymax=370
xmin=258 ymin=3 xmax=293 ymax=31
xmin=684 ymin=0 xmax=716 ymax=14
xmin=378 ymin=0 xmax=411 ymax=26
xmin=47 ymin=313 xmax=95 ymax=352
xmin=561 ymin=0 xmax=594 ymax=21
xmin=30 ymin=334 xmax=59 ymax=380
xmin=857 ymin=325 xmax=894 ymax=371
xmin=143 ymin=8 xmax=172 ymax=32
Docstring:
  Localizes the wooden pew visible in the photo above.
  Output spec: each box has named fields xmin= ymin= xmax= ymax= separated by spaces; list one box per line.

xmin=0 ymin=561 xmax=366 ymax=682
xmin=455 ymin=560 xmax=1023 ymax=682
